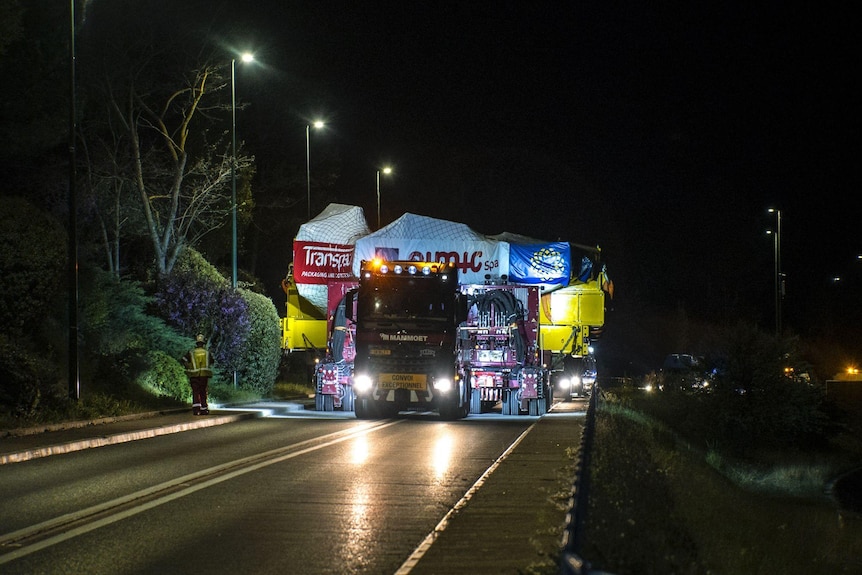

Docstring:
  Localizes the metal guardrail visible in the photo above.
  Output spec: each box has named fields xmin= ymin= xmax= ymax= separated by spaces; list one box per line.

xmin=559 ymin=386 xmax=599 ymax=575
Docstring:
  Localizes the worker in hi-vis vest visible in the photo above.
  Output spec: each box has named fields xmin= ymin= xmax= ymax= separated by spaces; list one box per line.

xmin=182 ymin=334 xmax=213 ymax=415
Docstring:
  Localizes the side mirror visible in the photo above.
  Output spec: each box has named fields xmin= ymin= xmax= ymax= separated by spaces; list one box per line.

xmin=455 ymin=293 xmax=468 ymax=325
xmin=344 ymin=289 xmax=357 ymax=322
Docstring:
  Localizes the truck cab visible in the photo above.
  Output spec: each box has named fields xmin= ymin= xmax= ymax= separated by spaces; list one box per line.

xmin=347 ymin=260 xmax=470 ymax=420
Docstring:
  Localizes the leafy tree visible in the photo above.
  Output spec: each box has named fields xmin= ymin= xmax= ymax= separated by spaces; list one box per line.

xmin=0 ymin=0 xmax=68 ymax=170
xmin=0 ymin=0 xmax=24 ymax=57
xmin=0 ymin=198 xmax=67 ymax=337
xmin=76 ymin=2 xmax=255 ymax=278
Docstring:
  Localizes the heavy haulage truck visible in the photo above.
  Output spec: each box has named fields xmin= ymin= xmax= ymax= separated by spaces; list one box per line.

xmin=282 ymin=207 xmax=612 ymax=416
xmin=345 ymin=259 xmax=470 ymax=420
xmin=459 ymin=280 xmax=550 ymax=415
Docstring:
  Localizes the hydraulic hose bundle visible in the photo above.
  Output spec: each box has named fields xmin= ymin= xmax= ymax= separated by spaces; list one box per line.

xmin=469 ymin=289 xmax=527 ymax=365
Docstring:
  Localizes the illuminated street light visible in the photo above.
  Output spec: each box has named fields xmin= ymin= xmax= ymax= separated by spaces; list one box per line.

xmin=231 ymin=51 xmax=254 ymax=389
xmin=306 ymin=120 xmax=325 ymax=220
xmin=376 ymin=166 xmax=392 ymax=229
xmin=231 ymin=52 xmax=254 ymax=290
xmin=767 ymin=208 xmax=782 ymax=335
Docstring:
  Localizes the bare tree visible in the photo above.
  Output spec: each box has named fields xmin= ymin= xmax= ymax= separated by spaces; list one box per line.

xmin=105 ymin=62 xmax=252 ymax=276
xmin=79 ymin=104 xmax=136 ymax=278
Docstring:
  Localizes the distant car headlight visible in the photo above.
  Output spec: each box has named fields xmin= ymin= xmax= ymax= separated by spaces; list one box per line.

xmin=353 ymin=374 xmax=372 ymax=393
xmin=558 ymin=377 xmax=571 ymax=389
xmin=433 ymin=378 xmax=452 ymax=392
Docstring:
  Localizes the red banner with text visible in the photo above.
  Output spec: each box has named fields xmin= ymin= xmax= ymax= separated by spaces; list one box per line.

xmin=293 ymin=241 xmax=356 ymax=284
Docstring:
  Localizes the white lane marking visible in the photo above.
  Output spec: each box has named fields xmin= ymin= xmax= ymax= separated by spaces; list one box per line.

xmin=394 ymin=420 xmax=539 ymax=574
xmin=0 ymin=420 xmax=401 ymax=565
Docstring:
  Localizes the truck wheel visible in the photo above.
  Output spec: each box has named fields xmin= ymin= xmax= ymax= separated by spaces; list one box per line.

xmin=355 ymin=397 xmax=374 ymax=419
xmin=502 ymin=390 xmax=519 ymax=415
xmin=530 ymin=397 xmax=546 ymax=416
xmin=323 ymin=394 xmax=335 ymax=411
xmin=315 ymin=392 xmax=324 ymax=411
xmin=341 ymin=387 xmax=355 ymax=412
xmin=439 ymin=401 xmax=459 ymax=421
xmin=460 ymin=383 xmax=471 ymax=418
xmin=470 ymin=388 xmax=482 ymax=414
xmin=440 ymin=384 xmax=467 ymax=420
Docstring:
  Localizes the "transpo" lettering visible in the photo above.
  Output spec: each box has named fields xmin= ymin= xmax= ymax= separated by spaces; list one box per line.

xmin=302 ymin=245 xmax=353 ymax=270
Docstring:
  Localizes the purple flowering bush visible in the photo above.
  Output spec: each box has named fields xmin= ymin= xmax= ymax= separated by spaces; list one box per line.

xmin=155 ymin=248 xmax=278 ymax=395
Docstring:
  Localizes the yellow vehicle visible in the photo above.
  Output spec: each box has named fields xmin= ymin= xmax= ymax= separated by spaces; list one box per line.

xmin=539 ymin=256 xmax=612 ymax=399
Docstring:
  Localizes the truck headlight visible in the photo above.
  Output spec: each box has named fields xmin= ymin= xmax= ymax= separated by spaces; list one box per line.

xmin=433 ymin=378 xmax=452 ymax=392
xmin=353 ymin=374 xmax=372 ymax=393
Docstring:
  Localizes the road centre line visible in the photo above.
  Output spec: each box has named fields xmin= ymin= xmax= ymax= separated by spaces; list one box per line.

xmin=0 ymin=419 xmax=401 ymax=565
xmin=394 ymin=419 xmax=539 ymax=574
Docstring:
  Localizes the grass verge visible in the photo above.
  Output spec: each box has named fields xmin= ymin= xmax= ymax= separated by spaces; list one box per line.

xmin=583 ymin=400 xmax=862 ymax=574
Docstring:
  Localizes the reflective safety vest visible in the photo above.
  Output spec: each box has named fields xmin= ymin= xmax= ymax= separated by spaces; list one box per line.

xmin=186 ymin=346 xmax=213 ymax=377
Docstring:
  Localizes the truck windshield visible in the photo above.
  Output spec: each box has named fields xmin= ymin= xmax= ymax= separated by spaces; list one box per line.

xmin=359 ymin=277 xmax=451 ymax=320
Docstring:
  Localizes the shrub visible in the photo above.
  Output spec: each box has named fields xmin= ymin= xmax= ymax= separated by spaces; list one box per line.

xmin=80 ymin=267 xmax=189 ymax=359
xmin=633 ymin=321 xmax=829 ymax=455
xmin=235 ymin=288 xmax=281 ymax=395
xmin=154 ymin=247 xmax=279 ymax=396
xmin=137 ymin=349 xmax=191 ymax=402
xmin=0 ymin=334 xmax=59 ymax=420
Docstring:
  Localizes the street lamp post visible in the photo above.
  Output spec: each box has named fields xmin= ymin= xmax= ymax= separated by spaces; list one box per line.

xmin=306 ymin=120 xmax=324 ymax=220
xmin=231 ymin=52 xmax=253 ymax=389
xmin=231 ymin=52 xmax=254 ymax=291
xmin=68 ymin=0 xmax=80 ymax=400
xmin=768 ymin=208 xmax=782 ymax=335
xmin=376 ymin=166 xmax=392 ymax=229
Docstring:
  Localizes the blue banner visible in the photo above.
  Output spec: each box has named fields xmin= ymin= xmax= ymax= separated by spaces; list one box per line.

xmin=508 ymin=242 xmax=571 ymax=285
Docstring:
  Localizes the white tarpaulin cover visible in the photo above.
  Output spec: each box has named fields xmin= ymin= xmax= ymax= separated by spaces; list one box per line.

xmin=294 ymin=204 xmax=370 ymax=312
xmin=295 ymin=203 xmax=370 ymax=243
xmin=292 ymin=207 xmax=587 ymax=313
xmin=352 ymin=213 xmax=510 ymax=283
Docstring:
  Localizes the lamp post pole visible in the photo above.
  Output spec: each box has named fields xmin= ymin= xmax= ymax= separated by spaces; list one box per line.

xmin=306 ymin=120 xmax=324 ymax=220
xmin=376 ymin=166 xmax=392 ymax=230
xmin=230 ymin=52 xmax=253 ymax=390
xmin=231 ymin=58 xmax=238 ymax=291
xmin=768 ymin=208 xmax=782 ymax=335
xmin=68 ymin=0 xmax=80 ymax=400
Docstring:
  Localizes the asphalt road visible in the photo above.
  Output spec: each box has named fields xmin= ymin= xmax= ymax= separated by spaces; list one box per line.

xmin=0 ymin=402 xmax=587 ymax=574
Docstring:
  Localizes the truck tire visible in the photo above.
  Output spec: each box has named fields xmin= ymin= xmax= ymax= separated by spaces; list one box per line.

xmin=315 ymin=392 xmax=324 ymax=411
xmin=323 ymin=394 xmax=335 ymax=411
xmin=341 ymin=386 xmax=355 ymax=412
xmin=461 ymin=382 xmax=471 ymax=418
xmin=470 ymin=387 xmax=482 ymax=414
xmin=355 ymin=397 xmax=375 ymax=419
xmin=529 ymin=397 xmax=546 ymax=416
xmin=439 ymin=400 xmax=460 ymax=421
xmin=502 ymin=389 xmax=520 ymax=415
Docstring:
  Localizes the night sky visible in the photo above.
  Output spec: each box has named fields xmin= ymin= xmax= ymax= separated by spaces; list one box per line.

xmin=79 ymin=2 xmax=860 ymax=352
